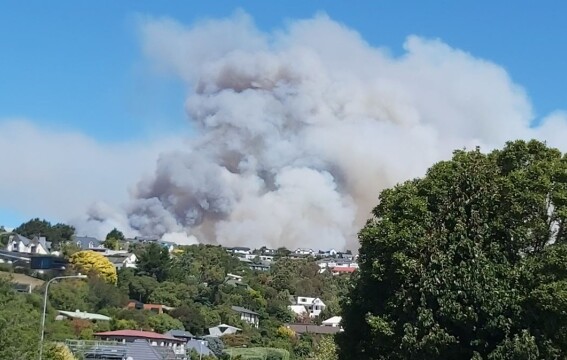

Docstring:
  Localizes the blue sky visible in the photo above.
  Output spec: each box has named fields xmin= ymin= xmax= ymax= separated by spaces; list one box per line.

xmin=1 ymin=1 xmax=566 ymax=229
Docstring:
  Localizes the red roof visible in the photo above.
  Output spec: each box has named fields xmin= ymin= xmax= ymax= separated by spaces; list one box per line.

xmin=94 ymin=330 xmax=181 ymax=342
xmin=331 ymin=267 xmax=356 ymax=273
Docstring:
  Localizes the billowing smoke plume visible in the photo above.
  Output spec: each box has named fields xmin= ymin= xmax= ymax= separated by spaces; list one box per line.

xmin=82 ymin=12 xmax=567 ymax=250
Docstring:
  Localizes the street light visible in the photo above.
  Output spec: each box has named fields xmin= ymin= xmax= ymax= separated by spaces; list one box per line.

xmin=38 ymin=273 xmax=88 ymax=360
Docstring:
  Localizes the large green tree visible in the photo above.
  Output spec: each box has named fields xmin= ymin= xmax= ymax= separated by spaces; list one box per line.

xmin=0 ymin=279 xmax=41 ymax=359
xmin=14 ymin=218 xmax=75 ymax=250
xmin=338 ymin=140 xmax=567 ymax=359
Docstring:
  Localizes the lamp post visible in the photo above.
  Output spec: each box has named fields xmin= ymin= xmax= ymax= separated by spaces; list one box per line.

xmin=38 ymin=273 xmax=87 ymax=360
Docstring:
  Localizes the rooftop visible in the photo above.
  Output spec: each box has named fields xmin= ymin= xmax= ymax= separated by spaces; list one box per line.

xmin=94 ymin=330 xmax=182 ymax=342
xmin=232 ymin=305 xmax=259 ymax=316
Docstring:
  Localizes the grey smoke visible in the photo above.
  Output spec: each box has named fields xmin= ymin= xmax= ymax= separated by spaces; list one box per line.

xmin=80 ymin=11 xmax=567 ymax=250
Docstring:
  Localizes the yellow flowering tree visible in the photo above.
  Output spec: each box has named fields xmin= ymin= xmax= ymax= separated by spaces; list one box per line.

xmin=69 ymin=251 xmax=117 ymax=284
xmin=44 ymin=342 xmax=76 ymax=360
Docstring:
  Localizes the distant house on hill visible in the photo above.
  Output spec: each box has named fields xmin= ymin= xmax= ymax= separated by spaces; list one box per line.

xmin=165 ymin=329 xmax=194 ymax=342
xmin=105 ymin=253 xmax=137 ymax=270
xmin=74 ymin=236 xmax=106 ymax=251
xmin=5 ymin=234 xmax=51 ymax=254
xmin=289 ymin=296 xmax=326 ymax=318
xmin=232 ymin=306 xmax=260 ymax=328
xmin=286 ymin=324 xmax=343 ymax=335
xmin=225 ymin=247 xmax=252 ymax=255
xmin=94 ymin=329 xmax=186 ymax=356
xmin=126 ymin=300 xmax=174 ymax=314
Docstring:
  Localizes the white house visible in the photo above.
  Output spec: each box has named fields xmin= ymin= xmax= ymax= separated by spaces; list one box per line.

xmin=295 ymin=296 xmax=326 ymax=318
xmin=322 ymin=316 xmax=342 ymax=327
xmin=75 ymin=236 xmax=106 ymax=251
xmin=105 ymin=253 xmax=138 ymax=270
xmin=6 ymin=234 xmax=51 ymax=254
xmin=208 ymin=324 xmax=241 ymax=337
xmin=294 ymin=248 xmax=314 ymax=256
xmin=226 ymin=247 xmax=252 ymax=255
xmin=318 ymin=249 xmax=338 ymax=257
xmin=232 ymin=306 xmax=260 ymax=328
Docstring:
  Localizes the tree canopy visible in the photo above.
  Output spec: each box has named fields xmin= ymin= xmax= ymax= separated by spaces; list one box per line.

xmin=14 ymin=218 xmax=75 ymax=250
xmin=70 ymin=251 xmax=118 ymax=284
xmin=338 ymin=140 xmax=567 ymax=359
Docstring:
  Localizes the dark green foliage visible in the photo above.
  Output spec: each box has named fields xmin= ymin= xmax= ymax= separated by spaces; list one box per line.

xmin=136 ymin=242 xmax=171 ymax=281
xmin=338 ymin=140 xmax=567 ymax=359
xmin=106 ymin=228 xmax=125 ymax=241
xmin=0 ymin=278 xmax=40 ymax=359
xmin=14 ymin=218 xmax=75 ymax=250
xmin=207 ymin=336 xmax=225 ymax=357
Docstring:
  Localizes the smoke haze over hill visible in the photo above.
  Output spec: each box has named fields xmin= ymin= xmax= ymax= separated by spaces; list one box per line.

xmin=77 ymin=12 xmax=567 ymax=250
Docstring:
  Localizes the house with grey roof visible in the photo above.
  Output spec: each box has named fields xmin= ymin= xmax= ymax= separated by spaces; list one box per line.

xmin=232 ymin=306 xmax=260 ymax=328
xmin=74 ymin=236 xmax=106 ymax=251
xmin=5 ymin=234 xmax=51 ymax=254
xmin=67 ymin=338 xmax=179 ymax=360
xmin=165 ymin=329 xmax=194 ymax=342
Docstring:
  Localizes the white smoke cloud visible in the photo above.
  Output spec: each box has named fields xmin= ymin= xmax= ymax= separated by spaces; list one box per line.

xmin=6 ymin=12 xmax=566 ymax=250
xmin=0 ymin=119 xmax=182 ymax=239
xmin=110 ymin=11 xmax=567 ymax=250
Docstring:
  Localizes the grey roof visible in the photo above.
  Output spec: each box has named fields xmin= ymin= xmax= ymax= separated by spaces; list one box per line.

xmin=165 ymin=329 xmax=194 ymax=339
xmin=10 ymin=234 xmax=31 ymax=245
xmin=74 ymin=236 xmax=104 ymax=250
xmin=126 ymin=339 xmax=164 ymax=360
xmin=286 ymin=324 xmax=342 ymax=335
xmin=231 ymin=306 xmax=259 ymax=316
xmin=187 ymin=339 xmax=215 ymax=357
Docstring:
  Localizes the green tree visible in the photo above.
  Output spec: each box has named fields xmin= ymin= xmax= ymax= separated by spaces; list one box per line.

xmin=137 ymin=242 xmax=171 ymax=282
xmin=106 ymin=228 xmax=125 ymax=241
xmin=103 ymin=228 xmax=125 ymax=250
xmin=14 ymin=218 xmax=75 ymax=250
xmin=0 ymin=279 xmax=41 ymax=359
xmin=148 ymin=313 xmax=184 ymax=333
xmin=338 ymin=140 xmax=567 ymax=359
xmin=310 ymin=336 xmax=338 ymax=360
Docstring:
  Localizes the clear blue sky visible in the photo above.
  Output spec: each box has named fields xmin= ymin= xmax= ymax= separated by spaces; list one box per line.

xmin=1 ymin=1 xmax=566 ymax=227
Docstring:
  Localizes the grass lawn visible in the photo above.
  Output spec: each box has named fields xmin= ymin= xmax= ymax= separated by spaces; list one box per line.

xmin=0 ymin=270 xmax=45 ymax=289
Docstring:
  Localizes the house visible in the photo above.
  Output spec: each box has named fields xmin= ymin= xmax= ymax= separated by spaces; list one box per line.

xmin=321 ymin=316 xmax=342 ymax=327
xmin=5 ymin=234 xmax=51 ymax=254
xmin=126 ymin=300 xmax=174 ymax=314
xmin=94 ymin=329 xmax=186 ymax=356
xmin=208 ymin=324 xmax=241 ymax=337
xmin=105 ymin=253 xmax=137 ymax=270
xmin=226 ymin=247 xmax=252 ymax=255
xmin=67 ymin=338 xmax=176 ymax=360
xmin=74 ymin=236 xmax=106 ymax=251
xmin=56 ymin=310 xmax=111 ymax=322
xmin=286 ymin=324 xmax=343 ymax=335
xmin=294 ymin=248 xmax=314 ymax=256
xmin=232 ymin=306 xmax=260 ymax=328
xmin=157 ymin=240 xmax=176 ymax=253
xmin=249 ymin=263 xmax=271 ymax=272
xmin=294 ymin=296 xmax=326 ymax=317
xmin=317 ymin=249 xmax=338 ymax=257
xmin=165 ymin=329 xmax=195 ymax=342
